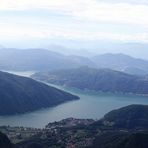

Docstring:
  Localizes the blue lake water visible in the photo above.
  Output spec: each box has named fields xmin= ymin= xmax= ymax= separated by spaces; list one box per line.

xmin=1 ymin=83 xmax=148 ymax=128
xmin=1 ymin=71 xmax=148 ymax=128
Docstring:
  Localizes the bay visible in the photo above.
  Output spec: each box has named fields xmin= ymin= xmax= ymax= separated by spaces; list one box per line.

xmin=0 ymin=71 xmax=148 ymax=128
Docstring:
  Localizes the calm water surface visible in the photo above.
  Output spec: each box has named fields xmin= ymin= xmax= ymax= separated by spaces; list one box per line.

xmin=0 ymin=71 xmax=148 ymax=128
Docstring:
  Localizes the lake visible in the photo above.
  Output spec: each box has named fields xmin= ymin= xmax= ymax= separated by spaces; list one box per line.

xmin=0 ymin=71 xmax=148 ymax=128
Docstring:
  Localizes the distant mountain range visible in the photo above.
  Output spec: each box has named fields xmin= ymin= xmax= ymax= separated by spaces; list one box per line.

xmin=92 ymin=53 xmax=148 ymax=75
xmin=0 ymin=71 xmax=79 ymax=115
xmin=1 ymin=48 xmax=148 ymax=75
xmin=32 ymin=67 xmax=148 ymax=95
xmin=0 ymin=48 xmax=95 ymax=71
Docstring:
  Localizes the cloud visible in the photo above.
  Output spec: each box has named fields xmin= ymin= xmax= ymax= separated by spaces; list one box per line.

xmin=72 ymin=3 xmax=148 ymax=26
xmin=0 ymin=0 xmax=81 ymax=11
xmin=97 ymin=0 xmax=148 ymax=5
xmin=0 ymin=0 xmax=148 ymax=43
xmin=0 ymin=21 xmax=147 ymax=43
xmin=0 ymin=0 xmax=148 ymax=26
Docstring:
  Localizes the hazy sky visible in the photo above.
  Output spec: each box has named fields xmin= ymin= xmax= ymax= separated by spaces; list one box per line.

xmin=0 ymin=0 xmax=148 ymax=54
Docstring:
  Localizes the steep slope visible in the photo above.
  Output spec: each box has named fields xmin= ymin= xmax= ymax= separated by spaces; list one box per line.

xmin=101 ymin=105 xmax=148 ymax=129
xmin=0 ymin=132 xmax=13 ymax=148
xmin=0 ymin=71 xmax=79 ymax=115
xmin=92 ymin=53 xmax=148 ymax=75
xmin=91 ymin=132 xmax=148 ymax=148
xmin=32 ymin=67 xmax=148 ymax=95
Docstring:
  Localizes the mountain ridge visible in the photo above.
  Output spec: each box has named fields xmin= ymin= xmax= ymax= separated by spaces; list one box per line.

xmin=1 ymin=48 xmax=148 ymax=75
xmin=32 ymin=67 xmax=148 ymax=95
xmin=0 ymin=71 xmax=79 ymax=115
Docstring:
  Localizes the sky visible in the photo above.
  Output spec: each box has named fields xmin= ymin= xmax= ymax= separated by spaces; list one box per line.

xmin=0 ymin=0 xmax=148 ymax=57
